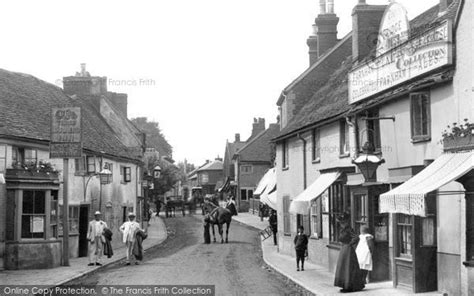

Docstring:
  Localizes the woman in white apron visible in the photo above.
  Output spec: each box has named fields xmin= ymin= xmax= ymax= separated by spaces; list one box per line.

xmin=355 ymin=225 xmax=374 ymax=284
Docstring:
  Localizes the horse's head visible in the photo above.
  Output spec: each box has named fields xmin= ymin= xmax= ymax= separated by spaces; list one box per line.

xmin=202 ymin=201 xmax=216 ymax=214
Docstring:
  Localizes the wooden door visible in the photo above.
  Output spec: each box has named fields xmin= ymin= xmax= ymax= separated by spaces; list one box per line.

xmin=78 ymin=205 xmax=89 ymax=257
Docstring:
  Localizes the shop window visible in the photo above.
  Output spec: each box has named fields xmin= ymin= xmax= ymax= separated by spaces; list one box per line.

xmin=339 ymin=121 xmax=350 ymax=156
xmin=397 ymin=214 xmax=413 ymax=258
xmin=248 ymin=189 xmax=253 ymax=199
xmin=58 ymin=205 xmax=80 ymax=235
xmin=282 ymin=140 xmax=289 ymax=169
xmin=312 ymin=129 xmax=321 ymax=162
xmin=21 ymin=190 xmax=46 ymax=239
xmin=50 ymin=191 xmax=58 ymax=238
xmin=283 ymin=196 xmax=291 ymax=234
xmin=241 ymin=165 xmax=253 ymax=174
xmin=0 ymin=144 xmax=6 ymax=173
xmin=410 ymin=92 xmax=431 ymax=142
xmin=328 ymin=183 xmax=350 ymax=243
xmin=353 ymin=193 xmax=368 ymax=235
xmin=311 ymin=199 xmax=322 ymax=238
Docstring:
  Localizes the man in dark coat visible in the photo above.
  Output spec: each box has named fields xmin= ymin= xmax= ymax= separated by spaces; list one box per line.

xmin=269 ymin=210 xmax=278 ymax=245
xmin=132 ymin=229 xmax=148 ymax=263
xmin=294 ymin=225 xmax=308 ymax=271
xmin=102 ymin=228 xmax=113 ymax=258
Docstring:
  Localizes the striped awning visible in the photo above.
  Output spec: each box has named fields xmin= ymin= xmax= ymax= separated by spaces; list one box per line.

xmin=289 ymin=171 xmax=341 ymax=214
xmin=380 ymin=151 xmax=474 ymax=216
xmin=254 ymin=168 xmax=276 ymax=196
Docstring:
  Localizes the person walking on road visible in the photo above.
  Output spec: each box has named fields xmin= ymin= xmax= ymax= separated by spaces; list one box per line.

xmin=120 ymin=212 xmax=143 ymax=265
xmin=269 ymin=210 xmax=278 ymax=246
xmin=87 ymin=211 xmax=108 ymax=266
xmin=355 ymin=225 xmax=374 ymax=285
xmin=294 ymin=225 xmax=308 ymax=271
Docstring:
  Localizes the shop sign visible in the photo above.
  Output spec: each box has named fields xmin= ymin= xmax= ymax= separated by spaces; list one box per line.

xmin=50 ymin=107 xmax=83 ymax=158
xmin=349 ymin=20 xmax=452 ymax=104
xmin=376 ymin=2 xmax=410 ymax=57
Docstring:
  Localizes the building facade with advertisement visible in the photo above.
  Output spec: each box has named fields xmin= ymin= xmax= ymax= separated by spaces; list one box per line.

xmin=0 ymin=67 xmax=144 ymax=270
xmin=347 ymin=0 xmax=472 ymax=294
xmin=274 ymin=0 xmax=472 ymax=295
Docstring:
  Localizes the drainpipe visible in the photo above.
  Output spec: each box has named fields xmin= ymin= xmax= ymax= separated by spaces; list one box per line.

xmin=297 ymin=133 xmax=307 ymax=190
xmin=346 ymin=116 xmax=359 ymax=157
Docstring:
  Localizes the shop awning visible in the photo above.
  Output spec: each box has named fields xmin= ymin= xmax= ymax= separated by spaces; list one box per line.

xmin=254 ymin=168 xmax=276 ymax=196
xmin=289 ymin=171 xmax=341 ymax=214
xmin=261 ymin=186 xmax=277 ymax=210
xmin=380 ymin=151 xmax=474 ymax=216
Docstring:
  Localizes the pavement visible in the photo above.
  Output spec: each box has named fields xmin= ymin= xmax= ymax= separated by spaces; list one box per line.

xmin=232 ymin=212 xmax=444 ymax=296
xmin=0 ymin=217 xmax=167 ymax=286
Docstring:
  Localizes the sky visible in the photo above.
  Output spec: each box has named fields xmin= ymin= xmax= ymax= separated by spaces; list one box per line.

xmin=0 ymin=0 xmax=438 ymax=166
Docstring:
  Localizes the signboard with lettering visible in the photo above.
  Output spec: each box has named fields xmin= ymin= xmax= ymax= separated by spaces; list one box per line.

xmin=376 ymin=2 xmax=410 ymax=57
xmin=349 ymin=20 xmax=453 ymax=104
xmin=50 ymin=107 xmax=83 ymax=158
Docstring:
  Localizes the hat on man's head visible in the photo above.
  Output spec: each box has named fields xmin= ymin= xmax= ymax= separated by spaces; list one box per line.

xmin=128 ymin=212 xmax=136 ymax=217
xmin=94 ymin=211 xmax=101 ymax=215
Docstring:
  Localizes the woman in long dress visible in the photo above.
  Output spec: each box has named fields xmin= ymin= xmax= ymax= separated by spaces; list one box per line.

xmin=334 ymin=213 xmax=365 ymax=293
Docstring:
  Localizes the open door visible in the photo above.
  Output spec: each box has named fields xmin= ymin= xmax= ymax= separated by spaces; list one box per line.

xmin=78 ymin=205 xmax=89 ymax=257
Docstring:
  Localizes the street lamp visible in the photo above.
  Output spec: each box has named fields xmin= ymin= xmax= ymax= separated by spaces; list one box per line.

xmin=352 ymin=142 xmax=385 ymax=183
xmin=153 ymin=165 xmax=162 ymax=179
xmin=142 ymin=173 xmax=154 ymax=228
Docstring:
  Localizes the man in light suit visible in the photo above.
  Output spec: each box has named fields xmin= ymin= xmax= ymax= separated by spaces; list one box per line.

xmin=119 ymin=212 xmax=142 ymax=265
xmin=87 ymin=211 xmax=108 ymax=266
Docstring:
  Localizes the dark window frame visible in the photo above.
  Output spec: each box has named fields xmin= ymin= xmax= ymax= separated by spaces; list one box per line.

xmin=339 ymin=121 xmax=350 ymax=157
xmin=312 ymin=128 xmax=321 ymax=162
xmin=410 ymin=92 xmax=431 ymax=142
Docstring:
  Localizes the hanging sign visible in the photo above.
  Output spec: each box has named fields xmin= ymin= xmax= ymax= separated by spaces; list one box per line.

xmin=50 ymin=107 xmax=83 ymax=158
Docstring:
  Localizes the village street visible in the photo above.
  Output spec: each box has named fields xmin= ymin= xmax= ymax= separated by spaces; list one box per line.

xmin=66 ymin=214 xmax=306 ymax=296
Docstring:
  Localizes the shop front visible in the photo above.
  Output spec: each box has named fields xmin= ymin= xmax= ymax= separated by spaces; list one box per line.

xmin=4 ymin=168 xmax=61 ymax=269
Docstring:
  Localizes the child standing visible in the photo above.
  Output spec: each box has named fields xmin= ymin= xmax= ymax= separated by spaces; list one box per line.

xmin=294 ymin=225 xmax=308 ymax=271
xmin=355 ymin=225 xmax=374 ymax=284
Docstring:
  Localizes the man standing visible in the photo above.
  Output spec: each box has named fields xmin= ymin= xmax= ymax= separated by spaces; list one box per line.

xmin=120 ymin=212 xmax=142 ymax=265
xmin=269 ymin=210 xmax=278 ymax=246
xmin=87 ymin=211 xmax=108 ymax=266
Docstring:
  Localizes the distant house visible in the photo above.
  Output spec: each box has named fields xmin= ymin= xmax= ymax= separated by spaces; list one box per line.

xmin=0 ymin=65 xmax=143 ymax=270
xmin=223 ymin=118 xmax=279 ymax=212
xmin=196 ymin=158 xmax=224 ymax=196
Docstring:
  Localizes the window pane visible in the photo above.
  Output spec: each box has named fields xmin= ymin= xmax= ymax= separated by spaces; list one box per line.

xmin=34 ymin=191 xmax=46 ymax=214
xmin=23 ymin=190 xmax=34 ymax=213
xmin=422 ymin=217 xmax=435 ymax=246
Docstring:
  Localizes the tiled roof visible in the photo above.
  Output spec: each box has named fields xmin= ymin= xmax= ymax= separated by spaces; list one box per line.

xmin=0 ymin=68 xmax=141 ymax=162
xmin=276 ymin=57 xmax=353 ymax=140
xmin=237 ymin=123 xmax=280 ymax=162
xmin=274 ymin=0 xmax=462 ymax=141
xmin=197 ymin=159 xmax=223 ymax=171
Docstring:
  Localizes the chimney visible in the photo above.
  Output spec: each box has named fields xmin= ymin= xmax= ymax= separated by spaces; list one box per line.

xmin=251 ymin=118 xmax=266 ymax=138
xmin=63 ymin=64 xmax=107 ymax=96
xmin=439 ymin=0 xmax=453 ymax=16
xmin=352 ymin=1 xmax=386 ymax=63
xmin=307 ymin=0 xmax=339 ymax=65
xmin=235 ymin=133 xmax=241 ymax=142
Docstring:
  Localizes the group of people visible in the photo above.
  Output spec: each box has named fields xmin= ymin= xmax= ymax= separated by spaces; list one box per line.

xmin=87 ymin=211 xmax=147 ymax=266
xmin=289 ymin=212 xmax=373 ymax=293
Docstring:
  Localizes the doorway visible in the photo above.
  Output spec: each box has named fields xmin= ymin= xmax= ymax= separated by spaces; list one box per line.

xmin=78 ymin=205 xmax=89 ymax=257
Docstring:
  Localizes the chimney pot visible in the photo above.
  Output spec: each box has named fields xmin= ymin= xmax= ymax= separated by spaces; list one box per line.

xmin=235 ymin=133 xmax=241 ymax=142
xmin=327 ymin=0 xmax=334 ymax=14
xmin=319 ymin=0 xmax=326 ymax=14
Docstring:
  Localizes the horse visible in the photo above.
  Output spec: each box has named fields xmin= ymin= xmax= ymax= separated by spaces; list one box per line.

xmin=202 ymin=200 xmax=236 ymax=243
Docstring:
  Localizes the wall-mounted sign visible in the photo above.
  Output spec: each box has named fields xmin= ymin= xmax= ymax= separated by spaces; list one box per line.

xmin=50 ymin=107 xmax=83 ymax=158
xmin=376 ymin=2 xmax=410 ymax=57
xmin=349 ymin=20 xmax=453 ymax=104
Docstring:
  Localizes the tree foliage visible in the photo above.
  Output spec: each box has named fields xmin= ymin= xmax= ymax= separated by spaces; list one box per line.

xmin=131 ymin=117 xmax=173 ymax=158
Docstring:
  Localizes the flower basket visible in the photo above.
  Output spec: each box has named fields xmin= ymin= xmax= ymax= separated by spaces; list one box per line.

xmin=443 ymin=134 xmax=474 ymax=152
